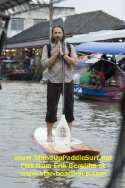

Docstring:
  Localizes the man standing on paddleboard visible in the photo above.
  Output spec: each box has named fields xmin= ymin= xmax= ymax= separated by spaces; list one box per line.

xmin=41 ymin=25 xmax=77 ymax=142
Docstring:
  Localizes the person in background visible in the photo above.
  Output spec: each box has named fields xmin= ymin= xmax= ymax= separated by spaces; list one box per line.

xmin=41 ymin=25 xmax=77 ymax=142
xmin=90 ymin=69 xmax=99 ymax=86
xmin=30 ymin=55 xmax=35 ymax=70
xmin=101 ymin=53 xmax=108 ymax=60
xmin=90 ymin=69 xmax=105 ymax=88
xmin=95 ymin=70 xmax=105 ymax=88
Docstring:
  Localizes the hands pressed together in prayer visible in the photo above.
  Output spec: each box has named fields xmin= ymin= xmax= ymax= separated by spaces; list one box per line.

xmin=54 ymin=40 xmax=64 ymax=58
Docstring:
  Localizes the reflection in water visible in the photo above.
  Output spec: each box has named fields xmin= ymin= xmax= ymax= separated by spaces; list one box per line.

xmin=35 ymin=160 xmax=100 ymax=188
xmin=0 ymin=81 xmax=122 ymax=188
xmin=36 ymin=160 xmax=72 ymax=188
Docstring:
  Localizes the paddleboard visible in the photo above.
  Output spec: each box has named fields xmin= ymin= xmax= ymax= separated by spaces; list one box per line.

xmin=33 ymin=127 xmax=100 ymax=156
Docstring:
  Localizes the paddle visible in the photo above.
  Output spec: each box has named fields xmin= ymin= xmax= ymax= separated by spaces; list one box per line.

xmin=55 ymin=40 xmax=71 ymax=146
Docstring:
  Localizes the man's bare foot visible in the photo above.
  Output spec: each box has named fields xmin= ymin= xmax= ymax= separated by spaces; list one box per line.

xmin=47 ymin=135 xmax=53 ymax=142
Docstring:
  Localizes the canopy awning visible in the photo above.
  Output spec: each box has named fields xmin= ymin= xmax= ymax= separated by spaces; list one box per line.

xmin=75 ymin=42 xmax=125 ymax=54
xmin=66 ymin=30 xmax=125 ymax=44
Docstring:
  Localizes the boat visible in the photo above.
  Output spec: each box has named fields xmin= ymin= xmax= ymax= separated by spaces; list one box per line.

xmin=6 ymin=69 xmax=35 ymax=81
xmin=74 ymin=84 xmax=121 ymax=102
xmin=0 ymin=59 xmax=43 ymax=81
xmin=74 ymin=59 xmax=124 ymax=102
xmin=74 ymin=42 xmax=125 ymax=102
xmin=7 ymin=69 xmax=42 ymax=81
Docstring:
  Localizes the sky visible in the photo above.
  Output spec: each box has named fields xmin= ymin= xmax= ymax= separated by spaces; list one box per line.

xmin=56 ymin=0 xmax=125 ymax=21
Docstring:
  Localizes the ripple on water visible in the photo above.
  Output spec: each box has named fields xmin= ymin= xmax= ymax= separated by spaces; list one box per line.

xmin=0 ymin=81 xmax=123 ymax=188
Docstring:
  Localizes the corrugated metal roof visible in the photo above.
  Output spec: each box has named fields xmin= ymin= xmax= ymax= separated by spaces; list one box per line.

xmin=0 ymin=0 xmax=30 ymax=11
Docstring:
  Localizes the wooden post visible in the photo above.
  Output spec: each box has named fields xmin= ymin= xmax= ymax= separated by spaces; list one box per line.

xmin=49 ymin=0 xmax=53 ymax=43
xmin=0 ymin=15 xmax=10 ymax=57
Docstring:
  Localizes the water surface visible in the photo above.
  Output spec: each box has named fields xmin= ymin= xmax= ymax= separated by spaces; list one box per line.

xmin=0 ymin=81 xmax=123 ymax=188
